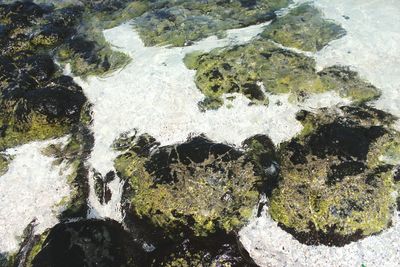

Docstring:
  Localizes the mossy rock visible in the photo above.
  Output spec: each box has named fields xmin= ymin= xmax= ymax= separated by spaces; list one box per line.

xmin=260 ymin=3 xmax=346 ymax=52
xmin=269 ymin=106 xmax=400 ymax=245
xmin=115 ymin=134 xmax=275 ymax=238
xmin=185 ymin=40 xmax=380 ymax=110
xmin=0 ymin=1 xmax=131 ymax=79
xmin=0 ymin=73 xmax=87 ymax=150
xmin=56 ymin=31 xmax=131 ymax=78
xmin=134 ymin=0 xmax=290 ymax=47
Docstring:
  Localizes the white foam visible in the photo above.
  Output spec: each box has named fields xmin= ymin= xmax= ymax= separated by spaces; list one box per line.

xmin=0 ymin=138 xmax=71 ymax=253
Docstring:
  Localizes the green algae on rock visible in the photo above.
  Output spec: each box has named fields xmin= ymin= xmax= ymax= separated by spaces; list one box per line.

xmin=0 ymin=2 xmax=86 ymax=150
xmin=260 ymin=3 xmax=346 ymax=52
xmin=185 ymin=40 xmax=380 ymax=110
xmin=0 ymin=1 xmax=132 ymax=151
xmin=269 ymin=106 xmax=400 ymax=245
xmin=0 ymin=1 xmax=131 ymax=79
xmin=115 ymin=134 xmax=276 ymax=238
xmin=134 ymin=0 xmax=290 ymax=47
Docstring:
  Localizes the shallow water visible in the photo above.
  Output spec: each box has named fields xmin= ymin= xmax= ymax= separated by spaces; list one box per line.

xmin=1 ymin=0 xmax=399 ymax=266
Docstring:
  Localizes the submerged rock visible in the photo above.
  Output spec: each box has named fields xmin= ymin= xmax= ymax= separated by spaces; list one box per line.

xmin=150 ymin=233 xmax=257 ymax=267
xmin=25 ymin=219 xmax=147 ymax=267
xmin=134 ymin=0 xmax=290 ymax=46
xmin=0 ymin=1 xmax=131 ymax=78
xmin=13 ymin=219 xmax=256 ymax=267
xmin=115 ymin=133 xmax=276 ymax=238
xmin=269 ymin=106 xmax=400 ymax=245
xmin=261 ymin=3 xmax=346 ymax=52
xmin=0 ymin=0 xmax=134 ymax=150
xmin=185 ymin=40 xmax=379 ymax=110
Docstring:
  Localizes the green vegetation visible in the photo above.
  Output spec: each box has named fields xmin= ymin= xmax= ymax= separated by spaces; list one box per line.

xmin=114 ymin=135 xmax=265 ymax=237
xmin=185 ymin=40 xmax=379 ymax=110
xmin=261 ymin=3 xmax=346 ymax=52
xmin=134 ymin=0 xmax=291 ymax=47
xmin=269 ymin=106 xmax=400 ymax=244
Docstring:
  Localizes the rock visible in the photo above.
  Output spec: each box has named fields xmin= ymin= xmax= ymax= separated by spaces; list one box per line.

xmin=318 ymin=65 xmax=381 ymax=103
xmin=0 ymin=73 xmax=87 ymax=150
xmin=243 ymin=134 xmax=279 ymax=196
xmin=114 ymin=134 xmax=275 ymax=238
xmin=28 ymin=219 xmax=148 ymax=267
xmin=0 ymin=1 xmax=131 ymax=79
xmin=269 ymin=105 xmax=400 ymax=246
xmin=260 ymin=3 xmax=346 ymax=52
xmin=134 ymin=0 xmax=290 ymax=47
xmin=185 ymin=39 xmax=379 ymax=110
xmin=0 ymin=2 xmax=90 ymax=150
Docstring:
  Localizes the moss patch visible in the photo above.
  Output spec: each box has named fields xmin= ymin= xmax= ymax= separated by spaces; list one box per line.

xmin=134 ymin=0 xmax=291 ymax=47
xmin=261 ymin=3 xmax=346 ymax=52
xmin=24 ymin=231 xmax=49 ymax=267
xmin=115 ymin=135 xmax=268 ymax=238
xmin=269 ymin=106 xmax=399 ymax=245
xmin=186 ymin=40 xmax=379 ymax=110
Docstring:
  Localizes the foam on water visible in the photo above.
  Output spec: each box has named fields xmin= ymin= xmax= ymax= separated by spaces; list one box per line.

xmin=0 ymin=138 xmax=71 ymax=253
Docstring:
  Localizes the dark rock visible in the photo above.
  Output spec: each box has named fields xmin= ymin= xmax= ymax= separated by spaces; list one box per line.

xmin=150 ymin=233 xmax=258 ymax=266
xmin=31 ymin=219 xmax=148 ymax=267
xmin=269 ymin=106 xmax=399 ymax=246
xmin=115 ymin=134 xmax=270 ymax=237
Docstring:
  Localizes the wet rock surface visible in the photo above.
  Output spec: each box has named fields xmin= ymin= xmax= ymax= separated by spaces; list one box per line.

xmin=150 ymin=233 xmax=257 ymax=267
xmin=261 ymin=3 xmax=346 ymax=52
xmin=9 ymin=217 xmax=256 ymax=267
xmin=0 ymin=1 xmax=85 ymax=150
xmin=41 ymin=125 xmax=94 ymax=220
xmin=134 ymin=0 xmax=289 ymax=46
xmin=114 ymin=133 xmax=276 ymax=238
xmin=0 ymin=1 xmax=130 ymax=78
xmin=269 ymin=106 xmax=400 ymax=246
xmin=28 ymin=219 xmax=147 ymax=267
xmin=185 ymin=39 xmax=379 ymax=110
